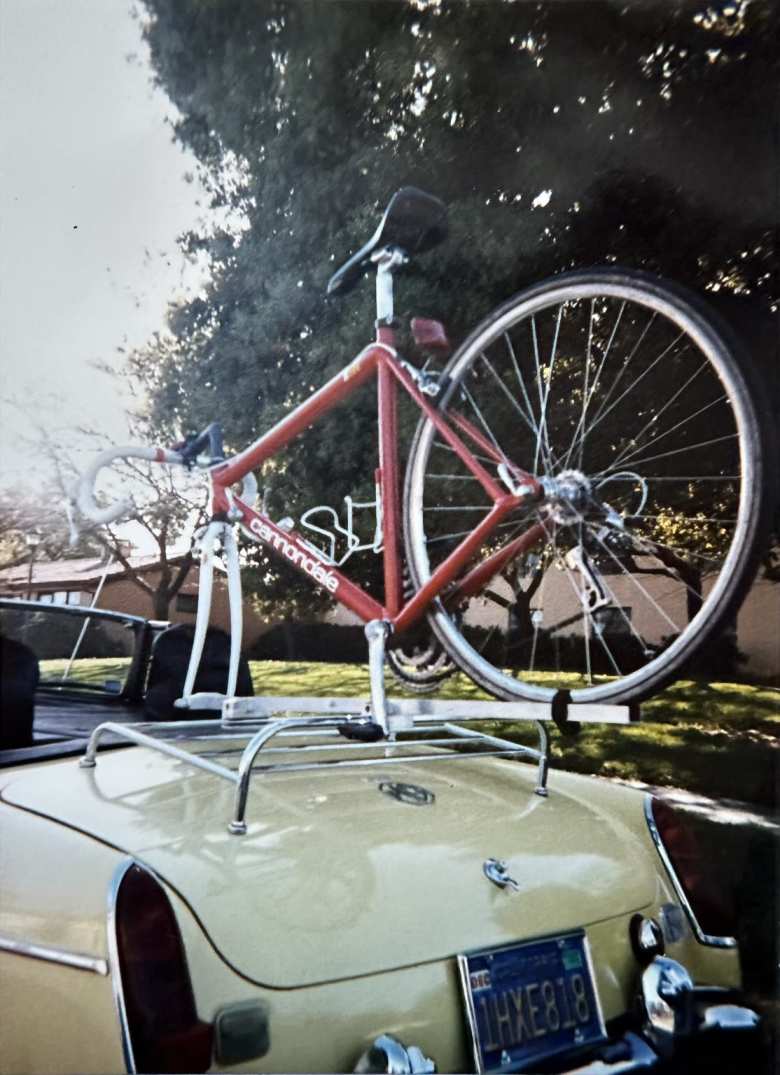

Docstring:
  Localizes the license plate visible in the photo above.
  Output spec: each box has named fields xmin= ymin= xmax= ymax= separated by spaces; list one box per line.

xmin=458 ymin=931 xmax=607 ymax=1073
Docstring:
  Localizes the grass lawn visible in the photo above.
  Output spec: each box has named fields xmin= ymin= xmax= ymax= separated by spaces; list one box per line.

xmin=40 ymin=659 xmax=131 ymax=687
xmin=40 ymin=657 xmax=778 ymax=808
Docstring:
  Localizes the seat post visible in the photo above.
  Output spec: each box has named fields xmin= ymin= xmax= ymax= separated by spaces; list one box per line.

xmin=372 ymin=245 xmax=408 ymax=326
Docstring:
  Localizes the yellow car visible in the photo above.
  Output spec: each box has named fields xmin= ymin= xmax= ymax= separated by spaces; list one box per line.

xmin=0 ymin=599 xmax=761 ymax=1074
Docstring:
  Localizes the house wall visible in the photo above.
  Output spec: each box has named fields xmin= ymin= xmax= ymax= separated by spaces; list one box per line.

xmin=92 ymin=568 xmax=273 ymax=648
xmin=329 ymin=570 xmax=778 ymax=680
xmin=458 ymin=569 xmax=778 ymax=680
xmin=736 ymin=578 xmax=779 ymax=681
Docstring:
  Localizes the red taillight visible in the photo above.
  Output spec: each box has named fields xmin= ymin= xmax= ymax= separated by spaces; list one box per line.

xmin=649 ymin=796 xmax=737 ymax=939
xmin=115 ymin=864 xmax=213 ymax=1074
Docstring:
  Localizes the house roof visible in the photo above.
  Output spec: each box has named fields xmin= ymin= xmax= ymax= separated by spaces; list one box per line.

xmin=0 ymin=552 xmax=189 ymax=592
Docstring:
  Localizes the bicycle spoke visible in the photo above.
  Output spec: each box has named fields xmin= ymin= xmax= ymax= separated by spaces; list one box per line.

xmin=586 ymin=311 xmax=658 ymax=430
xmin=424 ymin=516 xmax=532 ymax=547
xmin=627 ymin=513 xmax=737 ymax=524
xmin=635 ymin=474 xmax=739 ymax=482
xmin=564 ymin=299 xmax=626 ymax=470
xmin=504 ymin=331 xmax=543 ymax=451
xmin=608 ymin=366 xmax=719 ymax=471
xmin=479 ymin=351 xmax=541 ymax=448
xmin=527 ymin=550 xmax=551 ymax=675
xmin=538 ymin=515 xmax=565 ymax=679
xmin=460 ymin=384 xmax=513 ymax=470
xmin=528 ymin=621 xmax=540 ymax=673
xmin=596 ymin=432 xmax=738 ymax=476
xmin=583 ymin=600 xmax=593 ymax=682
xmin=426 ymin=529 xmax=473 ymax=546
xmin=583 ymin=522 xmax=681 ymax=633
xmin=426 ymin=473 xmax=484 ymax=481
xmin=534 ymin=304 xmax=562 ymax=474
xmin=529 ymin=315 xmax=553 ymax=474
xmin=594 ymin=629 xmax=623 ymax=677
xmin=433 ymin=441 xmax=496 ymax=467
xmin=596 ymin=574 xmax=653 ymax=658
xmin=423 ymin=504 xmax=493 ymax=512
xmin=576 ymin=519 xmax=594 ymax=683
xmin=577 ymin=299 xmax=595 ymax=472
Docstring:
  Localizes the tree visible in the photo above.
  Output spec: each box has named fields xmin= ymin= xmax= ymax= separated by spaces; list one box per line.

xmin=130 ymin=0 xmax=777 ymax=616
xmin=0 ymin=486 xmax=100 ymax=571
xmin=86 ymin=460 xmax=207 ymax=621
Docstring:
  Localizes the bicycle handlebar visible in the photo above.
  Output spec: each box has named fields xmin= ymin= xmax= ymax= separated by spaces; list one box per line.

xmin=73 ymin=444 xmax=259 ymax=527
xmin=74 ymin=445 xmax=186 ymax=525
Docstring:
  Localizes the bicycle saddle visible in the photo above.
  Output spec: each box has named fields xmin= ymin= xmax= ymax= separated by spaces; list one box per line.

xmin=327 ymin=187 xmax=447 ymax=296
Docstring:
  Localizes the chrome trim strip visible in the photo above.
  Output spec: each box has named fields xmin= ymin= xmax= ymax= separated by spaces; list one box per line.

xmin=457 ymin=952 xmax=485 ymax=1075
xmin=581 ymin=930 xmax=608 ymax=1041
xmin=644 ymin=795 xmax=737 ymax=949
xmin=106 ymin=858 xmax=137 ymax=1074
xmin=0 ymin=934 xmax=108 ymax=975
xmin=0 ymin=595 xmax=147 ymax=626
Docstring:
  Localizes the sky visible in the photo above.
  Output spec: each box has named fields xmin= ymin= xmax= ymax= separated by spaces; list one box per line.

xmin=0 ymin=0 xmax=209 ymax=499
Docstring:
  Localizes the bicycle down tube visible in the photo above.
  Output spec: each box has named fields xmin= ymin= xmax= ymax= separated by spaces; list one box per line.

xmin=210 ymin=327 xmax=543 ymax=635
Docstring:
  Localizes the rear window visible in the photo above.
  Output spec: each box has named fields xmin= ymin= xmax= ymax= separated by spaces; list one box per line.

xmin=0 ymin=604 xmax=137 ymax=695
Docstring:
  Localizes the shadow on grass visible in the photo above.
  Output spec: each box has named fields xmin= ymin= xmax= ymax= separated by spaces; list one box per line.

xmin=554 ymin=727 xmax=778 ymax=808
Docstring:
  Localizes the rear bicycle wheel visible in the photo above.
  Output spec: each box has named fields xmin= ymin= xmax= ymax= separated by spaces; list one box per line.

xmin=404 ymin=269 xmax=765 ymax=705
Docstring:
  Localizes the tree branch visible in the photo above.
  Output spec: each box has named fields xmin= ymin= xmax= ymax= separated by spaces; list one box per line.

xmin=100 ymin=531 xmax=154 ymax=595
xmin=166 ymin=551 xmax=194 ymax=600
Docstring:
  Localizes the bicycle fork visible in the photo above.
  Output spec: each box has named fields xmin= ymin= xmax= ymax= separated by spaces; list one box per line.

xmin=179 ymin=519 xmax=244 ymax=706
xmin=178 ymin=521 xmax=392 ymax=733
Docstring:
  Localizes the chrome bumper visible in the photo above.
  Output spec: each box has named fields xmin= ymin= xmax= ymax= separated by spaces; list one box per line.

xmin=533 ymin=955 xmax=759 ymax=1074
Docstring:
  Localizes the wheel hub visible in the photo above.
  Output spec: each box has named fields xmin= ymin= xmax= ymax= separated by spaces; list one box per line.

xmin=543 ymin=468 xmax=593 ymax=524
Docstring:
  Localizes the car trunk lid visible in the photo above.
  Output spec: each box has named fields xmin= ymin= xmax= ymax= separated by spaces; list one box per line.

xmin=2 ymin=742 xmax=656 ymax=987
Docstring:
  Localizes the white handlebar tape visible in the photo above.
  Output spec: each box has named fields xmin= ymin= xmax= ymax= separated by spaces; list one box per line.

xmin=76 ymin=445 xmax=184 ymax=524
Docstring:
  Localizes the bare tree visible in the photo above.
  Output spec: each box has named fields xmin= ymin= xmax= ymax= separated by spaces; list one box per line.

xmin=30 ymin=418 xmax=211 ymax=621
xmin=0 ymin=486 xmax=100 ymax=570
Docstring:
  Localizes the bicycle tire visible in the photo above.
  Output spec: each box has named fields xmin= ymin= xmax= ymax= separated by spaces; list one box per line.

xmin=403 ymin=268 xmax=766 ymax=705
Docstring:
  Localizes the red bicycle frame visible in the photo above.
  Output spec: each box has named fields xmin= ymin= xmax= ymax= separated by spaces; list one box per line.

xmin=210 ymin=324 xmax=545 ymax=635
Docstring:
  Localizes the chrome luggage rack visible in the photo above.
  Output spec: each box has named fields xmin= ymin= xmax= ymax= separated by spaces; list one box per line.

xmin=79 ymin=693 xmax=635 ymax=835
